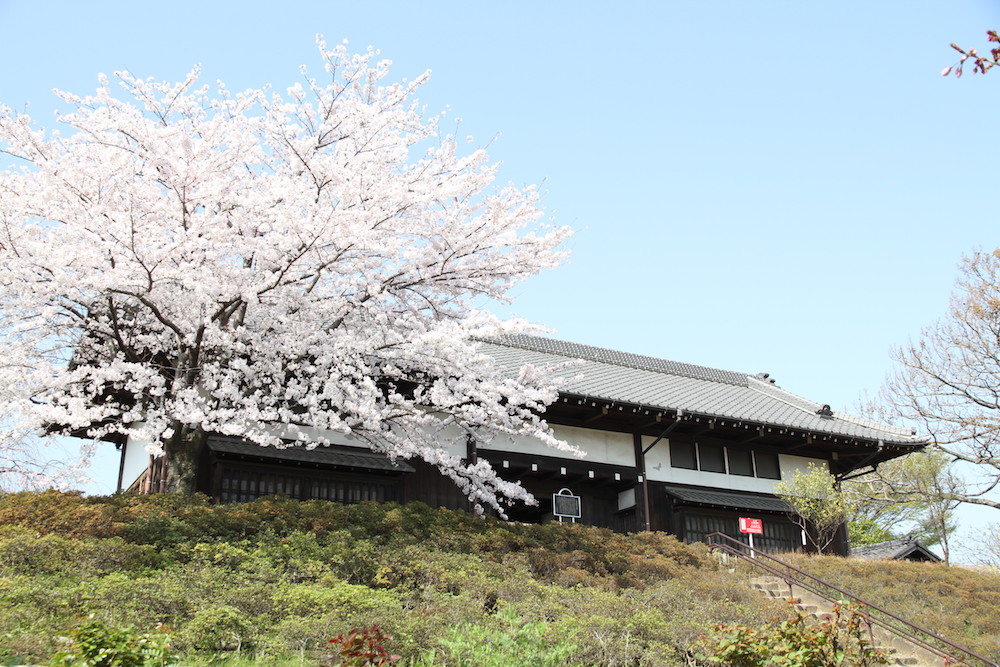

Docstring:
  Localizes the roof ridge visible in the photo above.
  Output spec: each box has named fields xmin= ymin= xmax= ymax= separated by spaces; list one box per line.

xmin=747 ymin=376 xmax=826 ymax=414
xmin=832 ymin=410 xmax=918 ymax=439
xmin=489 ymin=334 xmax=750 ymax=387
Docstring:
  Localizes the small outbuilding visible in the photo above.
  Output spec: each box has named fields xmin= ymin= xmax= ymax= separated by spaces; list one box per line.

xmin=851 ymin=539 xmax=942 ymax=562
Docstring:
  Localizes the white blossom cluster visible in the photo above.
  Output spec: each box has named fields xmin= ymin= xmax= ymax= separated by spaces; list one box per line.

xmin=0 ymin=39 xmax=574 ymax=511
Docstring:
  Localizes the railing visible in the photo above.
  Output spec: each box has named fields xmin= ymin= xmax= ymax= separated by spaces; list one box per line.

xmin=706 ymin=532 xmax=998 ymax=667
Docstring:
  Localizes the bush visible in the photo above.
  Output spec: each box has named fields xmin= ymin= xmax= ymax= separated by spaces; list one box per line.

xmin=0 ymin=528 xmax=162 ymax=577
xmin=779 ymin=552 xmax=1000 ymax=662
xmin=688 ymin=603 xmax=891 ymax=667
xmin=48 ymin=616 xmax=175 ymax=667
xmin=0 ymin=492 xmax=994 ymax=665
xmin=321 ymin=625 xmax=400 ymax=666
xmin=0 ymin=491 xmax=118 ymax=539
xmin=177 ymin=606 xmax=253 ymax=652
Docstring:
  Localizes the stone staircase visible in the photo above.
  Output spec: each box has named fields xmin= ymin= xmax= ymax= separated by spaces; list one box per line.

xmin=749 ymin=576 xmax=942 ymax=667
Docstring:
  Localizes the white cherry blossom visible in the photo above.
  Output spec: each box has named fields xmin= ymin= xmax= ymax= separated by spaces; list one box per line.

xmin=0 ymin=40 xmax=573 ymax=511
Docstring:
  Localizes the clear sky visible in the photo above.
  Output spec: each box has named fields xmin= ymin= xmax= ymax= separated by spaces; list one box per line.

xmin=2 ymin=1 xmax=998 ymax=559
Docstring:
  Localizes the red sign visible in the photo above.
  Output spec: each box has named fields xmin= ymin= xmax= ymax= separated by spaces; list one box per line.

xmin=739 ymin=517 xmax=764 ymax=535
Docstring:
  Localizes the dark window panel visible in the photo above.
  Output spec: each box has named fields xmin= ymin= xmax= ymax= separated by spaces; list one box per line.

xmin=670 ymin=441 xmax=697 ymax=469
xmin=699 ymin=444 xmax=726 ymax=473
xmin=755 ymin=452 xmax=781 ymax=479
xmin=728 ymin=448 xmax=754 ymax=476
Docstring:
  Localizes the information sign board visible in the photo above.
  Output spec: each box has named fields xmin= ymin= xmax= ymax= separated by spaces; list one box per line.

xmin=739 ymin=517 xmax=764 ymax=535
xmin=553 ymin=488 xmax=581 ymax=521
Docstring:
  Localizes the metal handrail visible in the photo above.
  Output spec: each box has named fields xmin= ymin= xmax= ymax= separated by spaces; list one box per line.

xmin=706 ymin=532 xmax=998 ymax=667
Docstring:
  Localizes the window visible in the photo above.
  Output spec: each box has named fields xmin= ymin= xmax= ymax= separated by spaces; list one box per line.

xmin=668 ymin=441 xmax=782 ymax=480
xmin=670 ymin=441 xmax=697 ymax=469
xmin=728 ymin=448 xmax=754 ymax=476
xmin=218 ymin=465 xmax=400 ymax=504
xmin=699 ymin=444 xmax=726 ymax=473
xmin=754 ymin=452 xmax=781 ymax=479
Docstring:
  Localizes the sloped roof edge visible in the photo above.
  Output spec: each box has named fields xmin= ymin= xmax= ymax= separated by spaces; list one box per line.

xmin=851 ymin=539 xmax=942 ymax=562
xmin=482 ymin=335 xmax=926 ymax=447
xmin=206 ymin=436 xmax=415 ymax=473
xmin=663 ymin=484 xmax=793 ymax=513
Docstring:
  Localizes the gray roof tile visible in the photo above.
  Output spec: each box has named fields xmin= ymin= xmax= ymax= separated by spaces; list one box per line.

xmin=663 ymin=485 xmax=793 ymax=513
xmin=851 ymin=539 xmax=941 ymax=562
xmin=483 ymin=335 xmax=924 ymax=446
xmin=207 ymin=437 xmax=415 ymax=473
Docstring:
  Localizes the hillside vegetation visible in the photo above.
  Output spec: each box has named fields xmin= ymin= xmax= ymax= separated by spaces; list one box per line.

xmin=780 ymin=552 xmax=1000 ymax=661
xmin=0 ymin=491 xmax=996 ymax=666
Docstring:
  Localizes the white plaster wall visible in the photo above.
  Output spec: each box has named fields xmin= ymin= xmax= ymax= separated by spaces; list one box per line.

xmin=265 ymin=421 xmax=639 ymax=467
xmin=643 ymin=436 xmax=672 ymax=480
xmin=120 ymin=436 xmax=151 ymax=491
xmin=480 ymin=423 xmax=635 ymax=467
xmin=779 ymin=454 xmax=826 ymax=478
xmin=273 ymin=422 xmax=467 ymax=459
xmin=283 ymin=421 xmax=638 ymax=466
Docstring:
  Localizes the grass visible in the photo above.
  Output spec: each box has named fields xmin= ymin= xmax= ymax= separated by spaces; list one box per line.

xmin=0 ymin=490 xmax=996 ymax=665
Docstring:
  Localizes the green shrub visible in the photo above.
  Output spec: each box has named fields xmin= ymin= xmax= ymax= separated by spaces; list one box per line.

xmin=0 ymin=528 xmax=163 ymax=577
xmin=688 ymin=603 xmax=891 ymax=667
xmin=0 ymin=492 xmax=993 ymax=666
xmin=779 ymin=553 xmax=1000 ymax=662
xmin=80 ymin=571 xmax=197 ymax=626
xmin=270 ymin=580 xmax=402 ymax=622
xmin=48 ymin=616 xmax=175 ymax=667
xmin=177 ymin=605 xmax=253 ymax=652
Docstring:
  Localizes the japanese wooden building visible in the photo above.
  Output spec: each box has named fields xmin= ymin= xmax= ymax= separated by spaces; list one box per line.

xmin=116 ymin=336 xmax=926 ymax=555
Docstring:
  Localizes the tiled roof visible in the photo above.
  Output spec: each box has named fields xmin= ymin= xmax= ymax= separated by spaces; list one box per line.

xmin=481 ymin=335 xmax=925 ymax=446
xmin=207 ymin=437 xmax=415 ymax=473
xmin=851 ymin=539 xmax=942 ymax=562
xmin=663 ymin=485 xmax=792 ymax=513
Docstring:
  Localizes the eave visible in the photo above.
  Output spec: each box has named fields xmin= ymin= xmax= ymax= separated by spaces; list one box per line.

xmin=544 ymin=392 xmax=925 ymax=476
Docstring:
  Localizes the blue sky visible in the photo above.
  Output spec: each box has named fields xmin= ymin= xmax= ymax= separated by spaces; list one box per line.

xmin=2 ymin=1 xmax=999 ymax=557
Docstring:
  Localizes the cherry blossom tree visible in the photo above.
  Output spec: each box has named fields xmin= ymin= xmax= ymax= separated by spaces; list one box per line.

xmin=880 ymin=251 xmax=1000 ymax=514
xmin=0 ymin=402 xmax=90 ymax=492
xmin=942 ymin=30 xmax=1000 ymax=77
xmin=0 ymin=39 xmax=574 ymax=511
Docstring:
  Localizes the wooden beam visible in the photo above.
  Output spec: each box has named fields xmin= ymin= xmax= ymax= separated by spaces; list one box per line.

xmin=584 ymin=406 xmax=609 ymax=424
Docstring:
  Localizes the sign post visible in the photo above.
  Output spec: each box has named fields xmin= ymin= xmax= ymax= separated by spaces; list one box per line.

xmin=738 ymin=517 xmax=764 ymax=557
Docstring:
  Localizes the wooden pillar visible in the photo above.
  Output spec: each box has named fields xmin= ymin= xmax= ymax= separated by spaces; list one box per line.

xmin=633 ymin=432 xmax=651 ymax=531
xmin=466 ymin=436 xmax=478 ymax=464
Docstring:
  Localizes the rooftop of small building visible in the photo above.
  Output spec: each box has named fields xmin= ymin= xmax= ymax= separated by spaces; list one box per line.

xmin=851 ymin=538 xmax=942 ymax=562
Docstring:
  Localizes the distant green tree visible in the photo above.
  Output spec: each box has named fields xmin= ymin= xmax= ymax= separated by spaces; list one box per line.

xmin=847 ymin=518 xmax=896 ymax=548
xmin=844 ymin=452 xmax=960 ymax=562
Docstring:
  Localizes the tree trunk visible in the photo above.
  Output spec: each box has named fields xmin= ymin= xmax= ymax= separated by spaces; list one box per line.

xmin=158 ymin=426 xmax=207 ymax=494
